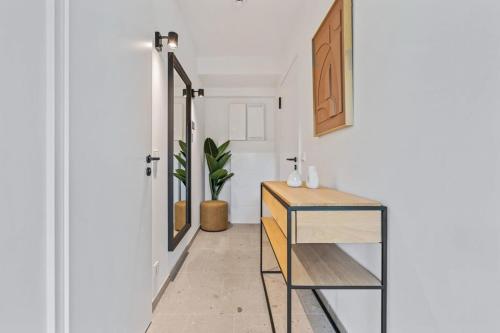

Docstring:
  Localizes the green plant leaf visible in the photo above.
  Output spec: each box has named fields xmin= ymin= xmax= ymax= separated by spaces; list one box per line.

xmin=215 ymin=185 xmax=224 ymax=197
xmin=173 ymin=170 xmax=186 ymax=185
xmin=205 ymin=153 xmax=218 ymax=173
xmin=173 ymin=140 xmax=187 ymax=185
xmin=217 ymin=172 xmax=234 ymax=186
xmin=216 ymin=153 xmax=231 ymax=169
xmin=173 ymin=172 xmax=185 ymax=180
xmin=210 ymin=169 xmax=227 ymax=180
xmin=204 ymin=138 xmax=234 ymax=200
xmin=215 ymin=174 xmax=233 ymax=196
xmin=179 ymin=140 xmax=187 ymax=153
xmin=216 ymin=141 xmax=230 ymax=158
xmin=204 ymin=138 xmax=218 ymax=157
xmin=174 ymin=154 xmax=186 ymax=168
xmin=215 ymin=172 xmax=234 ymax=197
xmin=175 ymin=169 xmax=186 ymax=177
xmin=215 ymin=151 xmax=229 ymax=161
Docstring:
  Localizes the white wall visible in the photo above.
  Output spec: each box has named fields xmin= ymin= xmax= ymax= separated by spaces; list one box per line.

xmin=198 ymin=57 xmax=281 ymax=88
xmin=276 ymin=58 xmax=300 ymax=180
xmin=151 ymin=0 xmax=205 ymax=300
xmin=204 ymin=92 xmax=277 ymax=223
xmin=0 ymin=1 xmax=47 ymax=332
xmin=280 ymin=0 xmax=500 ymax=332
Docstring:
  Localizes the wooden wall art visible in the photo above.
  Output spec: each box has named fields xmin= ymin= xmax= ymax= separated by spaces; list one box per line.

xmin=312 ymin=0 xmax=353 ymax=136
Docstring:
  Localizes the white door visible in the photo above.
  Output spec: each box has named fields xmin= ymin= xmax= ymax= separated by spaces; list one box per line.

xmin=276 ymin=58 xmax=300 ymax=180
xmin=69 ymin=1 xmax=152 ymax=332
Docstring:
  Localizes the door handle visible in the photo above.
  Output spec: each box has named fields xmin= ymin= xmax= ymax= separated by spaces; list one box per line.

xmin=286 ymin=157 xmax=297 ymax=163
xmin=146 ymin=155 xmax=161 ymax=163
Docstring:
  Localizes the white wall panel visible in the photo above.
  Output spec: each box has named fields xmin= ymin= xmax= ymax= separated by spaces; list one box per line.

xmin=229 ymin=103 xmax=247 ymax=141
xmin=247 ymin=104 xmax=265 ymax=141
xmin=230 ymin=153 xmax=276 ymax=223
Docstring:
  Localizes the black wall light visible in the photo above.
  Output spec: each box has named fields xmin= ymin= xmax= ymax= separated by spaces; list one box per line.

xmin=192 ymin=89 xmax=204 ymax=98
xmin=183 ymin=89 xmax=205 ymax=98
xmin=155 ymin=31 xmax=178 ymax=51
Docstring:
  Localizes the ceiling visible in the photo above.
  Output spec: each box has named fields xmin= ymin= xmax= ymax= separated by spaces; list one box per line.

xmin=176 ymin=0 xmax=305 ymax=58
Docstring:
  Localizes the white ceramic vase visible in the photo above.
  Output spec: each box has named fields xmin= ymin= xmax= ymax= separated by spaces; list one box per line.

xmin=306 ymin=166 xmax=319 ymax=189
xmin=287 ymin=169 xmax=302 ymax=187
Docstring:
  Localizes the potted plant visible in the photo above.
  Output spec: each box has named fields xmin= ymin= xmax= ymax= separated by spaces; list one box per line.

xmin=200 ymin=138 xmax=234 ymax=231
xmin=173 ymin=140 xmax=187 ymax=231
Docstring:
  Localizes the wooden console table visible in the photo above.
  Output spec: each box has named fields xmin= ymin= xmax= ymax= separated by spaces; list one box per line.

xmin=260 ymin=181 xmax=387 ymax=333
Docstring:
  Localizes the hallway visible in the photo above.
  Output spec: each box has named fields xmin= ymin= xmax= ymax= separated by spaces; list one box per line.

xmin=149 ymin=224 xmax=335 ymax=333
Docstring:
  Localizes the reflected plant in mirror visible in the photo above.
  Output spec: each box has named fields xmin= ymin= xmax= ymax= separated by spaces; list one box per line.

xmin=200 ymin=138 xmax=234 ymax=232
xmin=173 ymin=140 xmax=187 ymax=232
xmin=173 ymin=140 xmax=187 ymax=186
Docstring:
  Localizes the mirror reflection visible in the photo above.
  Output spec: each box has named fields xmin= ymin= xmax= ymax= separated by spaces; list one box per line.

xmin=168 ymin=52 xmax=191 ymax=251
xmin=172 ymin=69 xmax=187 ymax=239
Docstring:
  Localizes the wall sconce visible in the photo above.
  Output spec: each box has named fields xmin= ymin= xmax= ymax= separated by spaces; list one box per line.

xmin=155 ymin=31 xmax=178 ymax=51
xmin=192 ymin=89 xmax=204 ymax=98
xmin=183 ymin=89 xmax=205 ymax=98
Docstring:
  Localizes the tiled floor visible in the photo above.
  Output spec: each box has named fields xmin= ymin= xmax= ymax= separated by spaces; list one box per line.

xmin=148 ymin=224 xmax=335 ymax=333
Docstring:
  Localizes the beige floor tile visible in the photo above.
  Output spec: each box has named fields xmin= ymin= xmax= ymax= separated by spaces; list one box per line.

xmin=183 ymin=248 xmax=231 ymax=272
xmin=274 ymin=314 xmax=336 ymax=333
xmin=222 ymin=272 xmax=262 ymax=294
xmin=227 ymin=223 xmax=259 ymax=234
xmin=228 ymin=234 xmax=260 ymax=252
xmin=147 ymin=314 xmax=190 ymax=333
xmin=264 ymin=275 xmax=324 ymax=317
xmin=171 ymin=268 xmax=225 ymax=294
xmin=156 ymin=285 xmax=230 ymax=316
xmin=291 ymin=314 xmax=336 ymax=333
xmin=293 ymin=290 xmax=325 ymax=315
xmin=185 ymin=314 xmax=234 ymax=333
xmin=222 ymin=286 xmax=268 ymax=315
xmin=228 ymin=249 xmax=260 ymax=273
xmin=152 ymin=224 xmax=336 ymax=333
xmin=233 ymin=314 xmax=272 ymax=333
xmin=190 ymin=231 xmax=229 ymax=251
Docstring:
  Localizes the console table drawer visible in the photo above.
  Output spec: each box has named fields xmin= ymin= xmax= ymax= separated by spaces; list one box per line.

xmin=262 ymin=187 xmax=288 ymax=237
xmin=296 ymin=211 xmax=381 ymax=243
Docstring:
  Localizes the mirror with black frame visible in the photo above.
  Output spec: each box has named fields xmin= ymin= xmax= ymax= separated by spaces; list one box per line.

xmin=168 ymin=52 xmax=192 ymax=251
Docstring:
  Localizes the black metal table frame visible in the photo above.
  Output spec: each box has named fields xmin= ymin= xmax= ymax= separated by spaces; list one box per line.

xmin=259 ymin=183 xmax=387 ymax=333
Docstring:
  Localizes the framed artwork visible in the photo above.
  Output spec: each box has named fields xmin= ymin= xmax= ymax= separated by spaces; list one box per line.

xmin=312 ymin=0 xmax=353 ymax=136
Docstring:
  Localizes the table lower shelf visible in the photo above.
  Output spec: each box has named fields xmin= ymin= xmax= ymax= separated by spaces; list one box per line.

xmin=262 ymin=217 xmax=381 ymax=288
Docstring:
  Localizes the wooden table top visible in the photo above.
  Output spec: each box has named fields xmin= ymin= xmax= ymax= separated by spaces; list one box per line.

xmin=262 ymin=181 xmax=381 ymax=207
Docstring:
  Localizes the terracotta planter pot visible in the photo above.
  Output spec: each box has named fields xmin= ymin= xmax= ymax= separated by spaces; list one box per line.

xmin=200 ymin=200 xmax=228 ymax=232
xmin=174 ymin=200 xmax=186 ymax=231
